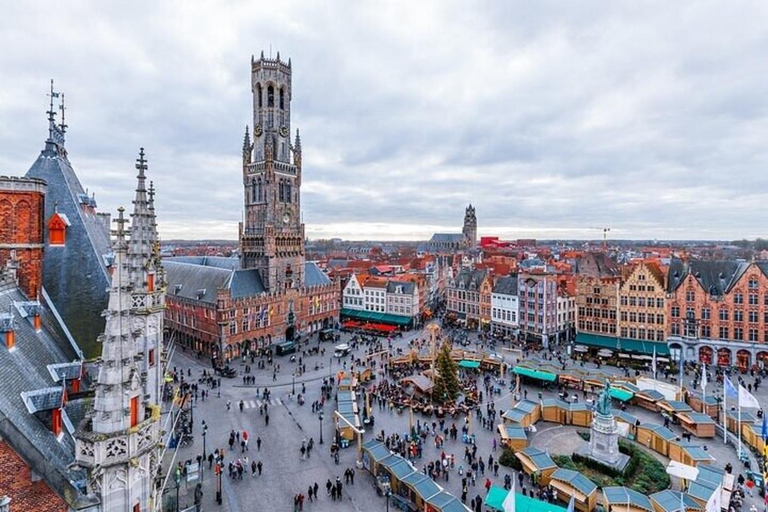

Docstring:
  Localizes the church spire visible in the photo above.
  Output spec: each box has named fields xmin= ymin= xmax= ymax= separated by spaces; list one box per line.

xmin=129 ymin=148 xmax=153 ymax=273
xmin=90 ymin=207 xmax=142 ymax=434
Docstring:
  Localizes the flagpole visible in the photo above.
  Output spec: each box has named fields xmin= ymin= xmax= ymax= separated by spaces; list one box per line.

xmin=722 ymin=383 xmax=727 ymax=444
xmin=738 ymin=400 xmax=742 ymax=459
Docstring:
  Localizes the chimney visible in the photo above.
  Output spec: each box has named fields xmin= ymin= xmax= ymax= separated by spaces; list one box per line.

xmin=1 ymin=313 xmax=15 ymax=351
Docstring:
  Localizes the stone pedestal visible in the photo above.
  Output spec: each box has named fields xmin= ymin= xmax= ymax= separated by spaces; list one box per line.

xmin=589 ymin=412 xmax=620 ymax=464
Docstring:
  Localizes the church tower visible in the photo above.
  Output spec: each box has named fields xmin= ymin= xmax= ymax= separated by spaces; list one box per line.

xmin=127 ymin=148 xmax=165 ymax=406
xmin=75 ymin=207 xmax=161 ymax=512
xmin=462 ymin=204 xmax=477 ymax=248
xmin=240 ymin=51 xmax=305 ymax=291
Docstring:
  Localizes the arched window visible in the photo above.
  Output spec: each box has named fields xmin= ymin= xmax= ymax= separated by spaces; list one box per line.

xmin=285 ymin=182 xmax=291 ymax=203
xmin=279 ymin=88 xmax=285 ymax=109
xmin=256 ymin=178 xmax=263 ymax=202
xmin=278 ymin=180 xmax=284 ymax=202
xmin=267 ymin=86 xmax=274 ymax=107
xmin=251 ymin=179 xmax=257 ymax=202
xmin=256 ymin=84 xmax=262 ymax=108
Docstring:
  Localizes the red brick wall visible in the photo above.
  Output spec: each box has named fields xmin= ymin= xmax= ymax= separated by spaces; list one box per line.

xmin=0 ymin=440 xmax=68 ymax=512
xmin=0 ymin=182 xmax=45 ymax=299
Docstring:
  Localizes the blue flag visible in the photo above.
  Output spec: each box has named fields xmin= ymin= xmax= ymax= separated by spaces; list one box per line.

xmin=678 ymin=353 xmax=684 ymax=384
xmin=566 ymin=496 xmax=575 ymax=512
xmin=761 ymin=413 xmax=767 ymax=442
xmin=724 ymin=376 xmax=738 ymax=399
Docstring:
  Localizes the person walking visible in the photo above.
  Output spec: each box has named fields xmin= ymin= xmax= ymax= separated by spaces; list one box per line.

xmin=308 ymin=485 xmax=314 ymax=502
xmin=257 ymin=460 xmax=263 ymax=476
xmin=239 ymin=400 xmax=244 ymax=412
xmin=251 ymin=460 xmax=257 ymax=477
xmin=226 ymin=400 xmax=231 ymax=411
xmin=265 ymin=413 xmax=270 ymax=426
xmin=257 ymin=437 xmax=262 ymax=451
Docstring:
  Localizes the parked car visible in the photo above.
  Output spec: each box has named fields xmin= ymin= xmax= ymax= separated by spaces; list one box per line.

xmin=214 ymin=365 xmax=237 ymax=378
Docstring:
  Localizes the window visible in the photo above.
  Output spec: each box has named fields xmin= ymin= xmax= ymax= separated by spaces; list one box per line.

xmin=657 ymin=298 xmax=664 ymax=308
xmin=671 ymin=323 xmax=680 ymax=335
xmin=686 ymin=290 xmax=695 ymax=302
xmin=638 ymin=328 xmax=646 ymax=340
xmin=267 ymin=85 xmax=274 ymax=107
xmin=750 ymin=329 xmax=759 ymax=342
xmin=686 ymin=307 xmax=694 ymax=319
xmin=734 ymin=327 xmax=743 ymax=340
xmin=734 ymin=310 xmax=743 ymax=322
xmin=749 ymin=278 xmax=759 ymax=289
xmin=620 ymin=327 xmax=628 ymax=337
xmin=279 ymin=87 xmax=285 ymax=109
xmin=648 ymin=286 xmax=655 ymax=292
xmin=130 ymin=396 xmax=139 ymax=428
xmin=52 ymin=408 xmax=62 ymax=437
xmin=734 ymin=293 xmax=743 ymax=304
xmin=620 ymin=311 xmax=628 ymax=322
xmin=657 ymin=330 xmax=665 ymax=341
xmin=230 ymin=321 xmax=237 ymax=335
xmin=638 ymin=313 xmax=646 ymax=323
xmin=719 ymin=326 xmax=729 ymax=339
xmin=719 ymin=309 xmax=728 ymax=321
xmin=629 ymin=328 xmax=637 ymax=338
xmin=620 ymin=296 xmax=628 ymax=306
xmin=701 ymin=307 xmax=710 ymax=320
xmin=629 ymin=312 xmax=637 ymax=322
xmin=749 ymin=311 xmax=758 ymax=323
xmin=701 ymin=325 xmax=711 ymax=338
xmin=648 ymin=315 xmax=655 ymax=324
xmin=629 ymin=297 xmax=637 ymax=306
xmin=671 ymin=306 xmax=680 ymax=318
xmin=257 ymin=83 xmax=262 ymax=108
xmin=148 ymin=348 xmax=155 ymax=367
xmin=638 ymin=297 xmax=646 ymax=307
xmin=749 ymin=294 xmax=759 ymax=305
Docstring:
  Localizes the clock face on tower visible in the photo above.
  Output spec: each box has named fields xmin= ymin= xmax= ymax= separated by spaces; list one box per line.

xmin=282 ymin=212 xmax=291 ymax=225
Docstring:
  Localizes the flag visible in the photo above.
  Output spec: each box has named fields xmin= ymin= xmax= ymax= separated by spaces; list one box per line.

xmin=761 ymin=414 xmax=767 ymax=442
xmin=566 ymin=495 xmax=575 ymax=512
xmin=724 ymin=376 xmax=738 ymax=399
xmin=705 ymin=484 xmax=721 ymax=512
xmin=314 ymin=296 xmax=320 ymax=308
xmin=502 ymin=477 xmax=515 ymax=512
xmin=700 ymin=364 xmax=707 ymax=391
xmin=652 ymin=347 xmax=657 ymax=375
xmin=679 ymin=352 xmax=684 ymax=385
xmin=739 ymin=384 xmax=760 ymax=409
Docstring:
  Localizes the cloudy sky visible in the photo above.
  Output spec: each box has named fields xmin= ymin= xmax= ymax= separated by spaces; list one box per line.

xmin=2 ymin=2 xmax=768 ymax=241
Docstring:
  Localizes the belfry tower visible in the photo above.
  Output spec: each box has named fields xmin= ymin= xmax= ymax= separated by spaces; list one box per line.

xmin=240 ymin=51 xmax=305 ymax=291
xmin=462 ymin=204 xmax=477 ymax=248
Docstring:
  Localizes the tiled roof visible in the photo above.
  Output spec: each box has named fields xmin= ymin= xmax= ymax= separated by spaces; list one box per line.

xmin=25 ymin=142 xmax=112 ymax=358
xmin=667 ymin=258 xmax=746 ymax=294
xmin=0 ymin=279 xmax=90 ymax=508
xmin=305 ymin=261 xmax=331 ymax=287
xmin=493 ymin=276 xmax=518 ymax=296
xmin=429 ymin=233 xmax=465 ymax=243
xmin=386 ymin=280 xmax=416 ymax=294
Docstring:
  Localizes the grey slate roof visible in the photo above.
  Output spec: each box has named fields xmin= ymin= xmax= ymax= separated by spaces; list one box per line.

xmin=21 ymin=387 xmax=64 ymax=413
xmin=667 ymin=258 xmax=746 ymax=294
xmin=386 ymin=280 xmax=416 ymax=294
xmin=453 ymin=268 xmax=488 ymax=290
xmin=164 ymin=259 xmax=330 ymax=303
xmin=25 ymin=140 xmax=111 ymax=358
xmin=429 ymin=233 xmax=465 ymax=243
xmin=493 ymin=276 xmax=518 ymax=296
xmin=0 ymin=279 xmax=90 ymax=508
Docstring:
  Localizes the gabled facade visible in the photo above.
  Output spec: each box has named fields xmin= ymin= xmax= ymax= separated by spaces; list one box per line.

xmin=619 ymin=261 xmax=667 ymax=342
xmin=517 ymin=271 xmax=562 ymax=345
xmin=446 ymin=268 xmax=490 ymax=330
xmin=666 ymin=258 xmax=768 ymax=370
xmin=342 ymin=273 xmax=365 ymax=311
xmin=491 ymin=276 xmax=518 ymax=336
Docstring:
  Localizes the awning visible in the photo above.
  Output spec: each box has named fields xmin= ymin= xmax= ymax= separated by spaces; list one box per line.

xmin=576 ymin=333 xmax=670 ymax=357
xmin=458 ymin=360 xmax=481 ymax=369
xmin=340 ymin=308 xmax=411 ymax=326
xmin=513 ymin=366 xmax=557 ymax=382
xmin=609 ymin=388 xmax=634 ymax=402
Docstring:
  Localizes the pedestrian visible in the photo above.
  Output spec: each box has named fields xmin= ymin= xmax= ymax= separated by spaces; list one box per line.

xmin=265 ymin=413 xmax=270 ymax=426
xmin=239 ymin=400 xmax=244 ymax=412
xmin=257 ymin=460 xmax=263 ymax=476
xmin=308 ymin=485 xmax=314 ymax=502
xmin=326 ymin=479 xmax=332 ymax=496
xmin=241 ymin=440 xmax=246 ymax=453
xmin=226 ymin=400 xmax=231 ymax=411
xmin=314 ymin=482 xmax=319 ymax=498
xmin=251 ymin=460 xmax=257 ymax=477
xmin=257 ymin=437 xmax=262 ymax=451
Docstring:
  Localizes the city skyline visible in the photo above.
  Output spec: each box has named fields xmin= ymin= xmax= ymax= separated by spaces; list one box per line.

xmin=2 ymin=2 xmax=768 ymax=241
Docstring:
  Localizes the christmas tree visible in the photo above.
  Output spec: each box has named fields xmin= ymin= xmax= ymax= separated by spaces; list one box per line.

xmin=432 ymin=342 xmax=461 ymax=404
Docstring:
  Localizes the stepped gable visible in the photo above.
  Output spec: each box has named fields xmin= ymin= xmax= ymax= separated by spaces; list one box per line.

xmin=25 ymin=121 xmax=111 ymax=358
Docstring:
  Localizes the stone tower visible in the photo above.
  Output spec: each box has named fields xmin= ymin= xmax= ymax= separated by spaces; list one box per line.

xmin=462 ymin=204 xmax=477 ymax=247
xmin=127 ymin=148 xmax=165 ymax=406
xmin=240 ymin=51 xmax=305 ymax=291
xmin=75 ymin=207 xmax=161 ymax=512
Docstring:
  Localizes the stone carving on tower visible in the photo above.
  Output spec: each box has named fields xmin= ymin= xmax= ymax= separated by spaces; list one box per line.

xmin=240 ymin=52 xmax=305 ymax=291
xmin=127 ymin=148 xmax=166 ymax=406
xmin=462 ymin=204 xmax=477 ymax=248
xmin=75 ymin=200 xmax=161 ymax=511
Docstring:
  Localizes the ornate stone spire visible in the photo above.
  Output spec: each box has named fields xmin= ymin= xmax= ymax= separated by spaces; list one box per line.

xmin=91 ymin=208 xmax=142 ymax=434
xmin=129 ymin=148 xmax=152 ymax=269
xmin=243 ymin=125 xmax=251 ymax=165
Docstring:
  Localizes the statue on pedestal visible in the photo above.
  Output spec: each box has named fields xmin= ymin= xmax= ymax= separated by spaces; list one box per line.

xmin=596 ymin=382 xmax=612 ymax=416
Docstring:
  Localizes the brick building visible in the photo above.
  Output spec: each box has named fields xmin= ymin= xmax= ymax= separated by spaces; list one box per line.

xmin=667 ymin=258 xmax=768 ymax=370
xmin=518 ymin=270 xmax=564 ymax=346
xmin=619 ymin=261 xmax=667 ymax=342
xmin=446 ymin=268 xmax=491 ymax=330
xmin=164 ymin=53 xmax=339 ymax=361
xmin=0 ymin=176 xmax=46 ymax=300
xmin=574 ymin=253 xmax=621 ymax=337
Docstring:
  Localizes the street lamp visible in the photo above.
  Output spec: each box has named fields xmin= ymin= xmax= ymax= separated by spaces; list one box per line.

xmin=319 ymin=413 xmax=324 ymax=444
xmin=215 ymin=462 xmax=223 ymax=505
xmin=384 ymin=483 xmax=392 ymax=512
xmin=202 ymin=424 xmax=208 ymax=460
xmin=292 ymin=373 xmax=296 ymax=395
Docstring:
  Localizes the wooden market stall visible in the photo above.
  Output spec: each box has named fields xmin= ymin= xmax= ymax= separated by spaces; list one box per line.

xmin=541 ymin=399 xmax=569 ymax=424
xmin=485 ymin=486 xmax=568 ymax=512
xmin=613 ymin=409 xmax=640 ymax=439
xmin=515 ymin=447 xmax=557 ymax=485
xmin=635 ymin=389 xmax=666 ymax=412
xmin=569 ymin=402 xmax=593 ymax=427
xmin=677 ymin=412 xmax=717 ymax=438
xmin=603 ymin=486 xmax=656 ymax=512
xmin=637 ymin=423 xmax=678 ymax=457
xmin=687 ymin=466 xmax=727 ymax=510
xmin=742 ymin=422 xmax=766 ymax=453
xmin=558 ymin=369 xmax=585 ymax=390
xmin=685 ymin=391 xmax=719 ymax=418
xmin=399 ymin=471 xmax=442 ymax=510
xmin=649 ymin=490 xmax=703 ymax=512
xmin=361 ymin=439 xmax=394 ymax=476
xmin=669 ymin=441 xmax=715 ymax=467
xmin=549 ymin=468 xmax=598 ymax=512
xmin=726 ymin=409 xmax=758 ymax=434
xmin=376 ymin=454 xmax=417 ymax=494
xmin=658 ymin=400 xmax=693 ymax=423
xmin=502 ymin=400 xmax=541 ymax=427
xmin=497 ymin=424 xmax=528 ymax=450
xmin=425 ymin=490 xmax=472 ymax=512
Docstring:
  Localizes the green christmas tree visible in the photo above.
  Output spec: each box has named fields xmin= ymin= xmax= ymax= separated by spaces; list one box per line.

xmin=432 ymin=342 xmax=461 ymax=404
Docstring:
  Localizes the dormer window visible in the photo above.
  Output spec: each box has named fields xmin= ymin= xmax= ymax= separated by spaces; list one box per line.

xmin=47 ymin=212 xmax=70 ymax=246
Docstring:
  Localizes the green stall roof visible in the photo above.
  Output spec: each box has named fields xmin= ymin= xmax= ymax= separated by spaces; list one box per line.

xmin=340 ymin=308 xmax=411 ymax=326
xmin=603 ymin=487 xmax=654 ymax=512
xmin=458 ymin=360 xmax=481 ymax=369
xmin=609 ymin=388 xmax=633 ymax=402
xmin=576 ymin=333 xmax=670 ymax=356
xmin=485 ymin=486 xmax=568 ymax=512
xmin=513 ymin=366 xmax=557 ymax=382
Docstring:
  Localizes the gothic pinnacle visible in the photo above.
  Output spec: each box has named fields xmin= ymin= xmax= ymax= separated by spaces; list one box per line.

xmin=243 ymin=125 xmax=251 ymax=150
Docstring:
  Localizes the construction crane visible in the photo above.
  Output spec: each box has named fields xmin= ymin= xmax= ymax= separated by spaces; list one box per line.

xmin=589 ymin=227 xmax=611 ymax=251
